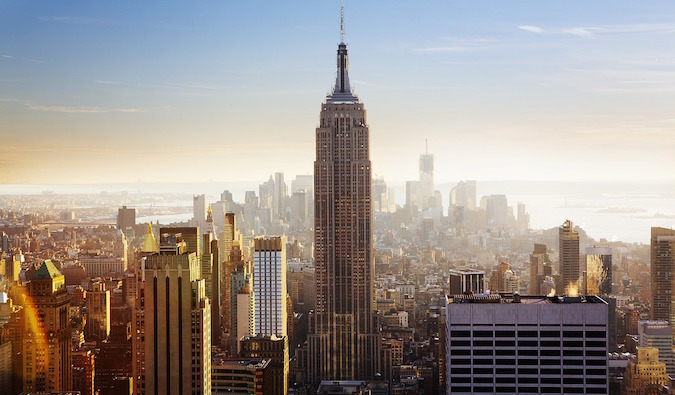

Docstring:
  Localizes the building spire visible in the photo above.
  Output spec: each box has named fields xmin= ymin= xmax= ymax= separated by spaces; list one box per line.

xmin=340 ymin=0 xmax=344 ymax=43
xmin=327 ymin=0 xmax=357 ymax=104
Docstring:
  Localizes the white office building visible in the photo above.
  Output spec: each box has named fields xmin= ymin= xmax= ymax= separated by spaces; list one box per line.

xmin=446 ymin=294 xmax=608 ymax=394
xmin=638 ymin=320 xmax=675 ymax=376
xmin=253 ymin=236 xmax=286 ymax=337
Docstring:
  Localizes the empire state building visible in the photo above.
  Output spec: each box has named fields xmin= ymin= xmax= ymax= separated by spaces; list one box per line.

xmin=307 ymin=27 xmax=380 ymax=383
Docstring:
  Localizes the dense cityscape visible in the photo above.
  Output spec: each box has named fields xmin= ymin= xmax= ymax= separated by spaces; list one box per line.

xmin=2 ymin=2 xmax=674 ymax=395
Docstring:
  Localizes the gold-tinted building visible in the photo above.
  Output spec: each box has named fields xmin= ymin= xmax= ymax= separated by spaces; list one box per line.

xmin=559 ymin=220 xmax=580 ymax=294
xmin=14 ymin=260 xmax=72 ymax=393
xmin=623 ymin=347 xmax=668 ymax=394
xmin=144 ymin=230 xmax=211 ymax=395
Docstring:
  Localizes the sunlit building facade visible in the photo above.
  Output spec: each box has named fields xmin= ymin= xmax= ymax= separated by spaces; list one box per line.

xmin=584 ymin=246 xmax=612 ymax=296
xmin=308 ymin=35 xmax=380 ymax=383
xmin=651 ymin=227 xmax=675 ymax=324
xmin=559 ymin=220 xmax=580 ymax=294
xmin=144 ymin=231 xmax=211 ymax=395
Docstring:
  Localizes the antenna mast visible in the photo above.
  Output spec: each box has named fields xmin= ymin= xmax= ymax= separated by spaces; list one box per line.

xmin=340 ymin=0 xmax=345 ymax=42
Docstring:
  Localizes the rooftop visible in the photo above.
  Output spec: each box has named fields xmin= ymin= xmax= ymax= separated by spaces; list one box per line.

xmin=447 ymin=293 xmax=608 ymax=305
xmin=34 ymin=259 xmax=62 ymax=279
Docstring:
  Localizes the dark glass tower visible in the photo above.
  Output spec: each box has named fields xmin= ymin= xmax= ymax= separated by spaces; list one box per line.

xmin=307 ymin=36 xmax=380 ymax=384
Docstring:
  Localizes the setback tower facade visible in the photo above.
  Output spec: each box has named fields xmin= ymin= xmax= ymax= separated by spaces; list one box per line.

xmin=307 ymin=36 xmax=380 ymax=383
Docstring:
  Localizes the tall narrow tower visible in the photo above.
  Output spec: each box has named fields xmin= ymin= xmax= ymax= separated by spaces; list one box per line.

xmin=308 ymin=7 xmax=380 ymax=383
xmin=559 ymin=219 xmax=580 ymax=294
xmin=651 ymin=227 xmax=675 ymax=323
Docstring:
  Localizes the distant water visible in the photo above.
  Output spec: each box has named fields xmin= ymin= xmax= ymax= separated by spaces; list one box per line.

xmin=1 ymin=180 xmax=673 ymax=244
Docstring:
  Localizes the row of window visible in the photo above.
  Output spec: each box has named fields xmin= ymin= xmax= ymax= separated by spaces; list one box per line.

xmin=450 ymin=339 xmax=606 ymax=348
xmin=449 ymin=385 xmax=606 ymax=393
xmin=451 ymin=366 xmax=607 ymax=375
xmin=451 ymin=330 xmax=606 ymax=338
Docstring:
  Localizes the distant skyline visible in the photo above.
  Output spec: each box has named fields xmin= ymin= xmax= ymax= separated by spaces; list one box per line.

xmin=1 ymin=1 xmax=674 ymax=184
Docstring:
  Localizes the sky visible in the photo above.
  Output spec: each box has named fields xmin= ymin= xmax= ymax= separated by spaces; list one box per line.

xmin=1 ymin=1 xmax=674 ymax=185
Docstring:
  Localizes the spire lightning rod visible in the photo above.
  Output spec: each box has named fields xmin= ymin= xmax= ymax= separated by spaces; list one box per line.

xmin=340 ymin=0 xmax=344 ymax=42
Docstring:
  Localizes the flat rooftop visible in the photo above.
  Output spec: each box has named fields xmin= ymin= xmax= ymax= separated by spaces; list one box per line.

xmin=446 ymin=293 xmax=608 ymax=305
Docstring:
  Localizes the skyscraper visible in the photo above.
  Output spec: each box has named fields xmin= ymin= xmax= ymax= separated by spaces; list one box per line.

xmin=193 ymin=194 xmax=207 ymax=233
xmin=651 ymin=227 xmax=675 ymax=323
xmin=584 ymin=246 xmax=612 ymax=296
xmin=116 ymin=206 xmax=136 ymax=230
xmin=203 ymin=204 xmax=221 ymax=346
xmin=253 ymin=236 xmax=287 ymax=337
xmin=273 ymin=172 xmax=287 ymax=219
xmin=144 ymin=230 xmax=211 ymax=395
xmin=85 ymin=280 xmax=111 ymax=342
xmin=308 ymin=14 xmax=380 ymax=383
xmin=252 ymin=236 xmax=289 ymax=395
xmin=559 ymin=219 xmax=580 ymax=294
xmin=14 ymin=260 xmax=72 ymax=393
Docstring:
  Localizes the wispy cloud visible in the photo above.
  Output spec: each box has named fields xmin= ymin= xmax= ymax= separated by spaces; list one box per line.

xmin=518 ymin=25 xmax=544 ymax=34
xmin=24 ymin=58 xmax=45 ymax=64
xmin=94 ymin=80 xmax=122 ymax=85
xmin=6 ymin=98 xmax=142 ymax=114
xmin=159 ymin=81 xmax=219 ymax=90
xmin=26 ymin=102 xmax=141 ymax=113
xmin=1 ymin=54 xmax=14 ymax=59
xmin=518 ymin=22 xmax=675 ymax=37
xmin=414 ymin=46 xmax=471 ymax=53
xmin=38 ymin=16 xmax=114 ymax=26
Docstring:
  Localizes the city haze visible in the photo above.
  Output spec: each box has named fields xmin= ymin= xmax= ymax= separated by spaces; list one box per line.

xmin=2 ymin=1 xmax=674 ymax=184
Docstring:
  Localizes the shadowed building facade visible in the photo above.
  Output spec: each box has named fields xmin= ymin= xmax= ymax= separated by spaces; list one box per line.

xmin=307 ymin=33 xmax=380 ymax=384
xmin=651 ymin=227 xmax=675 ymax=324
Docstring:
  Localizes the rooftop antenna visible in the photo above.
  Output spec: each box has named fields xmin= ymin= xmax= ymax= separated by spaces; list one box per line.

xmin=340 ymin=0 xmax=345 ymax=42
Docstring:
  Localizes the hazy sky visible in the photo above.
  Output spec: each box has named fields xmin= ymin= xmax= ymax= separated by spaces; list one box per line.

xmin=1 ymin=1 xmax=674 ymax=185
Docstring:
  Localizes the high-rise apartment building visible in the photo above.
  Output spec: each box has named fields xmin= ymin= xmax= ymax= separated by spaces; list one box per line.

xmin=143 ymin=231 xmax=211 ymax=395
xmin=651 ymin=227 xmax=675 ymax=323
xmin=116 ymin=206 xmax=136 ymax=230
xmin=445 ymin=294 xmax=609 ymax=394
xmin=584 ymin=246 xmax=612 ymax=296
xmin=308 ymin=23 xmax=380 ymax=383
xmin=559 ymin=220 xmax=580 ymax=294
